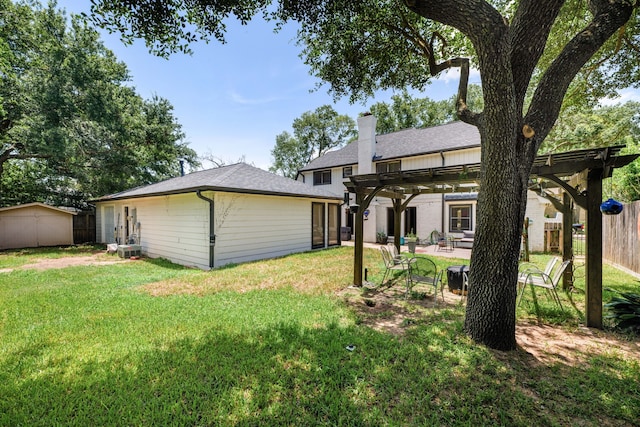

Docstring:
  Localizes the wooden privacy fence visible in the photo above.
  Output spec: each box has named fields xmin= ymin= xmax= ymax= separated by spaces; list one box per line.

xmin=603 ymin=200 xmax=640 ymax=276
xmin=73 ymin=210 xmax=96 ymax=244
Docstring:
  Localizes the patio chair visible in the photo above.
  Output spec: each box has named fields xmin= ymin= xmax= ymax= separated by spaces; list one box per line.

xmin=380 ymin=245 xmax=412 ymax=286
xmin=518 ymin=259 xmax=571 ymax=309
xmin=517 ymin=257 xmax=559 ymax=295
xmin=436 ymin=234 xmax=453 ymax=252
xmin=387 ymin=243 xmax=413 ymax=262
xmin=407 ymin=257 xmax=443 ymax=302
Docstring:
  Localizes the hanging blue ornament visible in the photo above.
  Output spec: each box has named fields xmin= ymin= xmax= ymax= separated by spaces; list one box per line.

xmin=600 ymin=198 xmax=623 ymax=215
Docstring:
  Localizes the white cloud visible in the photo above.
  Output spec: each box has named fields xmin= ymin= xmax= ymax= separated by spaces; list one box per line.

xmin=600 ymin=88 xmax=640 ymax=106
xmin=435 ymin=67 xmax=481 ymax=85
xmin=228 ymin=90 xmax=283 ymax=106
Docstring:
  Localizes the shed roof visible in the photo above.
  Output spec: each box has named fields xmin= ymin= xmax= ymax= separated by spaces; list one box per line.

xmin=299 ymin=121 xmax=480 ymax=172
xmin=0 ymin=202 xmax=77 ymax=215
xmin=94 ymin=163 xmax=342 ymax=202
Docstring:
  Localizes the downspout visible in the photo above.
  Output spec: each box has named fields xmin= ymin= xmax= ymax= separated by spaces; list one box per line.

xmin=440 ymin=151 xmax=446 ymax=233
xmin=196 ymin=190 xmax=215 ymax=269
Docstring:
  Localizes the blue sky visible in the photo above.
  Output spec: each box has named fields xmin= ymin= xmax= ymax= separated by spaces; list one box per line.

xmin=56 ymin=2 xmax=638 ymax=171
xmin=56 ymin=1 xmax=471 ymax=170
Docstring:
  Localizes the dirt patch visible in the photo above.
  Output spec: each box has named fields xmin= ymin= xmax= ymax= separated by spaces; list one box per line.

xmin=337 ymin=282 xmax=463 ymax=336
xmin=337 ymin=283 xmax=640 ymax=366
xmin=2 ymin=252 xmax=129 ymax=273
xmin=515 ymin=322 xmax=639 ymax=365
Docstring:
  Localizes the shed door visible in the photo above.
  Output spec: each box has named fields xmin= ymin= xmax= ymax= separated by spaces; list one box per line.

xmin=103 ymin=206 xmax=115 ymax=243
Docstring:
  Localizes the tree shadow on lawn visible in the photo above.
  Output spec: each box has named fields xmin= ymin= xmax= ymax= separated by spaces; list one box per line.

xmin=2 ymin=321 xmax=638 ymax=426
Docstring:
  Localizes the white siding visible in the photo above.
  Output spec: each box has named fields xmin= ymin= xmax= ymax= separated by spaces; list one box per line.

xmin=402 ymin=153 xmax=444 ymax=171
xmin=442 ymin=147 xmax=481 ymax=166
xmin=97 ymin=193 xmax=210 ymax=269
xmin=215 ymin=193 xmax=324 ymax=267
xmin=524 ymin=194 xmax=550 ymax=252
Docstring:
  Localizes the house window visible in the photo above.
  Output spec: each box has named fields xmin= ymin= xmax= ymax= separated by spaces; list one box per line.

xmin=449 ymin=204 xmax=472 ymax=232
xmin=313 ymin=170 xmax=332 ymax=185
xmin=342 ymin=166 xmax=353 ymax=178
xmin=376 ymin=161 xmax=401 ymax=173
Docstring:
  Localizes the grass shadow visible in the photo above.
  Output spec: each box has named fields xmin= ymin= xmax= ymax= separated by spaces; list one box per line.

xmin=3 ymin=320 xmax=638 ymax=426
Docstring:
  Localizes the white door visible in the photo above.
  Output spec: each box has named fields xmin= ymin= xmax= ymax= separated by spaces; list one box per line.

xmin=103 ymin=206 xmax=115 ymax=243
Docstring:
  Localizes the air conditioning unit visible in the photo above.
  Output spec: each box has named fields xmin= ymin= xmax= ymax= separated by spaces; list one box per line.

xmin=117 ymin=244 xmax=141 ymax=258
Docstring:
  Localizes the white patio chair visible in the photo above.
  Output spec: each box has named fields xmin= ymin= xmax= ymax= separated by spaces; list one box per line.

xmin=517 ymin=257 xmax=559 ymax=294
xmin=518 ymin=260 xmax=571 ymax=309
xmin=380 ymin=245 xmax=412 ymax=287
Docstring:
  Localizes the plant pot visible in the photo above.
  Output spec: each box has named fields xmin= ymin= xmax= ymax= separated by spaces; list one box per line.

xmin=407 ymin=240 xmax=417 ymax=253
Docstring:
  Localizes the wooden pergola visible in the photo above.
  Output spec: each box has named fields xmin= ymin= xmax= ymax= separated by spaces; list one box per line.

xmin=345 ymin=145 xmax=638 ymax=329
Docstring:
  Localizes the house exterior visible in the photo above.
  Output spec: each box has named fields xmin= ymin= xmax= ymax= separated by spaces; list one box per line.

xmin=93 ymin=163 xmax=343 ymax=270
xmin=0 ymin=202 xmax=76 ymax=250
xmin=297 ymin=115 xmax=551 ymax=251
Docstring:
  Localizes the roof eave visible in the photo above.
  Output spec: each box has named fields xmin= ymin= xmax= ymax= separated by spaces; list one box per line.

xmin=92 ymin=186 xmax=342 ymax=203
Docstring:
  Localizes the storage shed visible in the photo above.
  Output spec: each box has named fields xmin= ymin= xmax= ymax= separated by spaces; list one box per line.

xmin=0 ymin=203 xmax=76 ymax=250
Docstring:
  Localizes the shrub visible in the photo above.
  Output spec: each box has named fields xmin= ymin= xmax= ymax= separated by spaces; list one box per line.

xmin=604 ymin=289 xmax=640 ymax=333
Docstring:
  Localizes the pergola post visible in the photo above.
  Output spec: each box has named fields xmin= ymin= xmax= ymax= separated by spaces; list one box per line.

xmin=393 ymin=198 xmax=402 ymax=253
xmin=585 ymin=168 xmax=603 ymax=328
xmin=353 ymin=191 xmax=365 ymax=286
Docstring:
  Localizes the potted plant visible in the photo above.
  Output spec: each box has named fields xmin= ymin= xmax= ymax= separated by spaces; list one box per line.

xmin=405 ymin=230 xmax=418 ymax=253
xmin=376 ymin=231 xmax=387 ymax=244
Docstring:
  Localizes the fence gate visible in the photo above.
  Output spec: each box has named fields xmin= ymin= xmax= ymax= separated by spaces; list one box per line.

xmin=73 ymin=210 xmax=96 ymax=244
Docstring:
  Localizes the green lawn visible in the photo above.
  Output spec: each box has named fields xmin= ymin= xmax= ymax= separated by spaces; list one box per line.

xmin=1 ymin=246 xmax=638 ymax=426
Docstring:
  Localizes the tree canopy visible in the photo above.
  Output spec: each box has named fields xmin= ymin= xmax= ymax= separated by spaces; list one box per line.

xmin=87 ymin=0 xmax=640 ymax=350
xmin=0 ymin=0 xmax=198 ymax=208
xmin=270 ymin=105 xmax=356 ymax=178
xmin=368 ymin=86 xmax=484 ymax=134
xmin=542 ymin=101 xmax=640 ymax=202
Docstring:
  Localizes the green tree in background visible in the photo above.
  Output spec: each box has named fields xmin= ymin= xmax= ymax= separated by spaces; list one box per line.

xmin=369 ymin=86 xmax=484 ymax=134
xmin=542 ymin=102 xmax=640 ymax=202
xmin=87 ymin=0 xmax=640 ymax=350
xmin=0 ymin=0 xmax=198 ymax=207
xmin=270 ymin=105 xmax=356 ymax=178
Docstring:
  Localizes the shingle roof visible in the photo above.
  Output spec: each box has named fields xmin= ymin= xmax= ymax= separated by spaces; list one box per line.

xmin=299 ymin=121 xmax=480 ymax=172
xmin=95 ymin=163 xmax=342 ymax=201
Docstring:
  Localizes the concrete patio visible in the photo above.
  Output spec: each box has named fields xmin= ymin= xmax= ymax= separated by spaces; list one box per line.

xmin=342 ymin=241 xmax=471 ymax=260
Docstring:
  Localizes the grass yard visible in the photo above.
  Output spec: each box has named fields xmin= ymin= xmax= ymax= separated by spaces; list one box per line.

xmin=1 ymin=245 xmax=639 ymax=426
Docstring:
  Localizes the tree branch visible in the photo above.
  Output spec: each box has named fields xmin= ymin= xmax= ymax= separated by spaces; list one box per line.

xmin=525 ymin=0 xmax=634 ymax=155
xmin=405 ymin=0 xmax=506 ymax=46
xmin=509 ymin=0 xmax=565 ymax=111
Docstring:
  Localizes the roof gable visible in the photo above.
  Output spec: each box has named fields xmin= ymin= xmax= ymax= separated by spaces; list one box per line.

xmin=0 ymin=202 xmax=77 ymax=215
xmin=95 ymin=163 xmax=342 ymax=202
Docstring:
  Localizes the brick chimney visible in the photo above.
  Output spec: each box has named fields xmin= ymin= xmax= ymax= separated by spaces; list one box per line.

xmin=357 ymin=113 xmax=377 ymax=175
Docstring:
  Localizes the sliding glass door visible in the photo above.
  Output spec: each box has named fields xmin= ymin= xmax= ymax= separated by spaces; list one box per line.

xmin=312 ymin=203 xmax=325 ymax=249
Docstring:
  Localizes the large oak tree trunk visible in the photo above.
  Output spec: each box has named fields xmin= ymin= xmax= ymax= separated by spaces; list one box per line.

xmin=461 ymin=33 xmax=528 ymax=351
